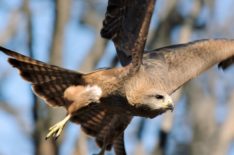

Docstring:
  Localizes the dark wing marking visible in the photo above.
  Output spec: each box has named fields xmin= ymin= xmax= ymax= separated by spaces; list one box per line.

xmin=218 ymin=55 xmax=234 ymax=70
xmin=0 ymin=46 xmax=84 ymax=107
xmin=145 ymin=39 xmax=234 ymax=94
xmin=101 ymin=0 xmax=156 ymax=69
xmin=113 ymin=133 xmax=127 ymax=155
xmin=70 ymin=105 xmax=112 ymax=136
xmin=95 ymin=114 xmax=131 ymax=150
xmin=70 ymin=104 xmax=132 ymax=152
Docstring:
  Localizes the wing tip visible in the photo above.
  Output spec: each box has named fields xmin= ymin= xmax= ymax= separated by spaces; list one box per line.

xmin=8 ymin=58 xmax=18 ymax=67
xmin=0 ymin=46 xmax=12 ymax=56
xmin=218 ymin=56 xmax=234 ymax=70
xmin=7 ymin=58 xmax=36 ymax=83
xmin=100 ymin=27 xmax=114 ymax=39
xmin=0 ymin=46 xmax=24 ymax=59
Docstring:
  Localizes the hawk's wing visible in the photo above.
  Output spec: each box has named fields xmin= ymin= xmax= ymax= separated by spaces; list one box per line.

xmin=101 ymin=0 xmax=156 ymax=69
xmin=71 ymin=104 xmax=132 ymax=153
xmin=218 ymin=55 xmax=234 ymax=70
xmin=113 ymin=133 xmax=127 ymax=155
xmin=0 ymin=46 xmax=84 ymax=107
xmin=0 ymin=47 xmax=131 ymax=153
xmin=145 ymin=39 xmax=234 ymax=94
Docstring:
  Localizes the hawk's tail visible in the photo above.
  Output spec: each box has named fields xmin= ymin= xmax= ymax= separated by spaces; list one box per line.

xmin=0 ymin=46 xmax=84 ymax=107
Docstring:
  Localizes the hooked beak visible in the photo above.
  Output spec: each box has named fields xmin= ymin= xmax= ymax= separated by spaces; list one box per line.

xmin=167 ymin=103 xmax=174 ymax=112
xmin=165 ymin=97 xmax=174 ymax=112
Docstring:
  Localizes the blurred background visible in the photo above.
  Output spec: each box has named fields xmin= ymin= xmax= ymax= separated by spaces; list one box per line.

xmin=0 ymin=0 xmax=234 ymax=155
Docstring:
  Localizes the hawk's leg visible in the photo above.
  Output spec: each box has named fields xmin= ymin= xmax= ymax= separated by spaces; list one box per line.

xmin=45 ymin=114 xmax=71 ymax=140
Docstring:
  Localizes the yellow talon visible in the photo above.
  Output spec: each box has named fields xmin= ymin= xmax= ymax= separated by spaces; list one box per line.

xmin=45 ymin=115 xmax=71 ymax=140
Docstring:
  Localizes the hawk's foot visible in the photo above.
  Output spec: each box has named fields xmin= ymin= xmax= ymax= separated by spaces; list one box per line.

xmin=45 ymin=115 xmax=71 ymax=140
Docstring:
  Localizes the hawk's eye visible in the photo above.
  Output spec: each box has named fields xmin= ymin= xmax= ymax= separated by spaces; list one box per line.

xmin=155 ymin=94 xmax=164 ymax=100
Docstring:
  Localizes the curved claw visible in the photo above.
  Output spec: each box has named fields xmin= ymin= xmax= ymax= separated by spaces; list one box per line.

xmin=45 ymin=115 xmax=71 ymax=140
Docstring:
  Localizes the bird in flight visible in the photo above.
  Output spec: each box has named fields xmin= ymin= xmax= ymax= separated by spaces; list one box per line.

xmin=1 ymin=0 xmax=234 ymax=154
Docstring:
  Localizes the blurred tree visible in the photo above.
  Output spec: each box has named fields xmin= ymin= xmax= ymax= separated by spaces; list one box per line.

xmin=0 ymin=0 xmax=234 ymax=155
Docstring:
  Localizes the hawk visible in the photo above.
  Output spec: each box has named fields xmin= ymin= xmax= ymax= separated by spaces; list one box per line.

xmin=1 ymin=0 xmax=234 ymax=155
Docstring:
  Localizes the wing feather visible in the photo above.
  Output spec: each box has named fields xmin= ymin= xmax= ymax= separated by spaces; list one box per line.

xmin=113 ymin=133 xmax=127 ymax=155
xmin=95 ymin=114 xmax=132 ymax=150
xmin=218 ymin=55 xmax=234 ymax=70
xmin=70 ymin=104 xmax=131 ymax=152
xmin=145 ymin=39 xmax=234 ymax=94
xmin=0 ymin=47 xmax=84 ymax=107
xmin=101 ymin=0 xmax=156 ymax=68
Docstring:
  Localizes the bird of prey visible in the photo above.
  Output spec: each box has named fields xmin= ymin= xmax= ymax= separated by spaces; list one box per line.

xmin=1 ymin=0 xmax=234 ymax=154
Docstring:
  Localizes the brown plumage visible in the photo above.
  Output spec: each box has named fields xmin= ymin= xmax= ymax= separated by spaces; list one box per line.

xmin=1 ymin=0 xmax=234 ymax=155
xmin=101 ymin=0 xmax=155 ymax=69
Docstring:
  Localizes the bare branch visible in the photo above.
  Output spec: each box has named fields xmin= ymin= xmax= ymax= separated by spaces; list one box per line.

xmin=79 ymin=2 xmax=107 ymax=72
xmin=213 ymin=91 xmax=234 ymax=155
xmin=0 ymin=10 xmax=19 ymax=44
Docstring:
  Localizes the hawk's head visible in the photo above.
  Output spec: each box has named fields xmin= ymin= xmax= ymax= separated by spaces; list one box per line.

xmin=127 ymin=89 xmax=174 ymax=118
xmin=142 ymin=91 xmax=174 ymax=112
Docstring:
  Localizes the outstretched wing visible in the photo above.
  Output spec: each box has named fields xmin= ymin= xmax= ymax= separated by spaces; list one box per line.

xmin=145 ymin=39 xmax=234 ymax=94
xmin=1 ymin=46 xmax=131 ymax=153
xmin=101 ymin=0 xmax=156 ymax=69
xmin=0 ymin=46 xmax=84 ymax=107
